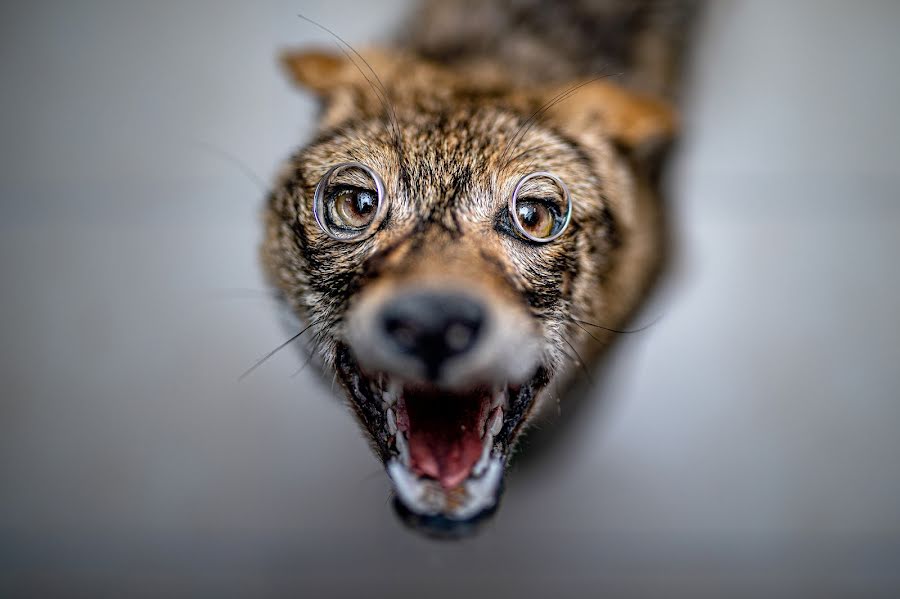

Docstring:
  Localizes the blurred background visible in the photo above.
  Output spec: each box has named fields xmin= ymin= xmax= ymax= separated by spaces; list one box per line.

xmin=2 ymin=0 xmax=899 ymax=596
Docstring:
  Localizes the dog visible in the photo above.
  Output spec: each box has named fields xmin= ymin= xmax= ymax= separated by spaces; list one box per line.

xmin=262 ymin=0 xmax=697 ymax=532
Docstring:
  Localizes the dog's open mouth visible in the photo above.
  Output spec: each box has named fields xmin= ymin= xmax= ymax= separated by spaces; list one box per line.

xmin=388 ymin=382 xmax=506 ymax=520
xmin=335 ymin=345 xmax=547 ymax=523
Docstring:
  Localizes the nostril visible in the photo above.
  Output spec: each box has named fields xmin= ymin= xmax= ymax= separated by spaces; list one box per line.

xmin=383 ymin=318 xmax=421 ymax=352
xmin=445 ymin=321 xmax=476 ymax=353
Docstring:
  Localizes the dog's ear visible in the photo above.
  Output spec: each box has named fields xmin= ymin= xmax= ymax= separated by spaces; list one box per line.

xmin=281 ymin=50 xmax=353 ymax=94
xmin=543 ymin=79 xmax=677 ymax=156
xmin=280 ymin=48 xmax=392 ymax=128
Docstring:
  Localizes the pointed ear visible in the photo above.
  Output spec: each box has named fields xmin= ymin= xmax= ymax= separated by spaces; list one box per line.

xmin=280 ymin=49 xmax=351 ymax=95
xmin=544 ymin=80 xmax=678 ymax=153
xmin=280 ymin=48 xmax=392 ymax=128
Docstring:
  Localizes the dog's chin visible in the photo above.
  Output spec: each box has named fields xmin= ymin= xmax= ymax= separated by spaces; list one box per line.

xmin=335 ymin=344 xmax=549 ymax=530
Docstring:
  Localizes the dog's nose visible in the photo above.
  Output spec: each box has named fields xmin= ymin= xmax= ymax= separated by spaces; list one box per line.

xmin=380 ymin=291 xmax=485 ymax=380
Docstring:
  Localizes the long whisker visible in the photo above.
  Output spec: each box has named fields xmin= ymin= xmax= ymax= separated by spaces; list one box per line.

xmin=505 ymin=77 xmax=606 ymax=161
xmin=238 ymin=317 xmax=323 ymax=381
xmin=500 ymin=83 xmax=583 ymax=164
xmin=571 ymin=319 xmax=604 ymax=343
xmin=572 ymin=314 xmax=663 ymax=335
xmin=296 ymin=14 xmax=405 ymax=158
xmin=499 ymin=75 xmax=612 ymax=168
xmin=504 ymin=142 xmax=556 ymax=166
xmin=561 ymin=336 xmax=593 ymax=383
xmin=330 ymin=41 xmax=403 ymax=144
xmin=291 ymin=325 xmax=328 ymax=378
xmin=290 ymin=355 xmax=314 ymax=379
xmin=195 ymin=142 xmax=270 ymax=196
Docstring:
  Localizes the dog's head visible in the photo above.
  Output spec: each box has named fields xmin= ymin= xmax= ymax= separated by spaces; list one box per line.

xmin=263 ymin=48 xmax=673 ymax=528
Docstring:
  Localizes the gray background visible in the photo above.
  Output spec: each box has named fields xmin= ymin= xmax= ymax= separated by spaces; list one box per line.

xmin=2 ymin=0 xmax=899 ymax=596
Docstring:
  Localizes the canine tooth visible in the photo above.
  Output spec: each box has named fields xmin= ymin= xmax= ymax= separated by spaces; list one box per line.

xmin=388 ymin=460 xmax=439 ymax=517
xmin=382 ymin=378 xmax=401 ymax=407
xmin=395 ymin=431 xmax=410 ymax=465
xmin=473 ymin=438 xmax=492 ymax=477
xmin=386 ymin=408 xmax=397 ymax=435
xmin=491 ymin=389 xmax=507 ymax=410
xmin=455 ymin=458 xmax=503 ymax=520
xmin=488 ymin=407 xmax=503 ymax=437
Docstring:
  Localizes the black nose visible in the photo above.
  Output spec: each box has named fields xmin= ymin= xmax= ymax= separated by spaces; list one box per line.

xmin=380 ymin=291 xmax=485 ymax=380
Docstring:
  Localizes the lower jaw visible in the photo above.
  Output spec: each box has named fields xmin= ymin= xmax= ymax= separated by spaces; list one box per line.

xmin=391 ymin=481 xmax=504 ymax=540
xmin=387 ymin=453 xmax=505 ymax=521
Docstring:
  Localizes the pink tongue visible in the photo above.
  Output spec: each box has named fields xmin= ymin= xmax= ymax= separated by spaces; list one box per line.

xmin=403 ymin=389 xmax=488 ymax=489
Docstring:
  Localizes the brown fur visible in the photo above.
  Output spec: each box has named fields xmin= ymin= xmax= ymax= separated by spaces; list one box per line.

xmin=262 ymin=0 xmax=696 ymax=526
xmin=268 ymin=47 xmax=672 ymax=379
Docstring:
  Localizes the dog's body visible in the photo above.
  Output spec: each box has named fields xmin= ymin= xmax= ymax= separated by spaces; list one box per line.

xmin=264 ymin=0 xmax=697 ymax=532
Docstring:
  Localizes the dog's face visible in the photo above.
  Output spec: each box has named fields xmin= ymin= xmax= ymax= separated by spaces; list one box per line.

xmin=264 ymin=49 xmax=673 ymax=528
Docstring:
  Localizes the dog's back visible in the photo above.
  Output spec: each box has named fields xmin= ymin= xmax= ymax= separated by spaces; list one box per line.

xmin=403 ymin=0 xmax=699 ymax=98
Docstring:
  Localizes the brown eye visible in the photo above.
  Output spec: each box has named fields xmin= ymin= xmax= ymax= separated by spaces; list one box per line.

xmin=509 ymin=172 xmax=572 ymax=243
xmin=516 ymin=200 xmax=555 ymax=239
xmin=313 ymin=162 xmax=387 ymax=242
xmin=331 ymin=187 xmax=378 ymax=229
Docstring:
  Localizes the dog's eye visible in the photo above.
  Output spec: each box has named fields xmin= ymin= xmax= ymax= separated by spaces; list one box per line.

xmin=515 ymin=199 xmax=556 ymax=239
xmin=509 ymin=172 xmax=572 ymax=243
xmin=330 ymin=186 xmax=378 ymax=229
xmin=313 ymin=162 xmax=387 ymax=242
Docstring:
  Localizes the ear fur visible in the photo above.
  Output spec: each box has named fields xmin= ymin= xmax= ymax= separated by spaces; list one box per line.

xmin=280 ymin=49 xmax=677 ymax=152
xmin=280 ymin=49 xmax=350 ymax=95
xmin=280 ymin=48 xmax=391 ymax=128
xmin=544 ymin=80 xmax=677 ymax=152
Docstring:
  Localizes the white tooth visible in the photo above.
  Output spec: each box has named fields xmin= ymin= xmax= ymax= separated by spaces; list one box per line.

xmin=383 ymin=378 xmax=400 ymax=407
xmin=455 ymin=458 xmax=503 ymax=520
xmin=387 ymin=459 xmax=445 ymax=516
xmin=491 ymin=389 xmax=507 ymax=409
xmin=395 ymin=432 xmax=410 ymax=465
xmin=489 ymin=408 xmax=503 ymax=437
xmin=473 ymin=438 xmax=491 ymax=477
xmin=386 ymin=408 xmax=397 ymax=435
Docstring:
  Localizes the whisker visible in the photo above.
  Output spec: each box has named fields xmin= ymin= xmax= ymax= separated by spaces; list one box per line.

xmin=195 ymin=141 xmax=270 ymax=196
xmin=506 ymin=77 xmax=608 ymax=160
xmin=238 ymin=317 xmax=323 ymax=381
xmin=499 ymin=84 xmax=580 ymax=165
xmin=572 ymin=314 xmax=663 ymax=335
xmin=331 ymin=41 xmax=402 ymax=143
xmin=290 ymin=356 xmax=314 ymax=379
xmin=561 ymin=336 xmax=593 ymax=383
xmin=571 ymin=319 xmax=604 ymax=343
xmin=296 ymin=14 xmax=405 ymax=158
xmin=499 ymin=75 xmax=613 ymax=168
xmin=504 ymin=142 xmax=556 ymax=166
xmin=290 ymin=326 xmax=328 ymax=378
